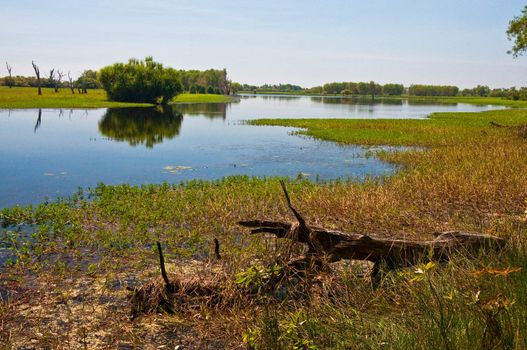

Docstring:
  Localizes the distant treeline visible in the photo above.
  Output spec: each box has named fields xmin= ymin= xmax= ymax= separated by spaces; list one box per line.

xmin=407 ymin=85 xmax=459 ymax=97
xmin=460 ymin=85 xmax=527 ymax=100
xmin=1 ymin=67 xmax=233 ymax=95
xmin=237 ymin=81 xmax=527 ymax=100
xmin=179 ymin=69 xmax=231 ymax=94
xmin=1 ymin=70 xmax=100 ymax=90
xmin=312 ymin=82 xmax=401 ymax=96
xmin=4 ymin=68 xmax=527 ymax=100
xmin=237 ymin=83 xmax=303 ymax=93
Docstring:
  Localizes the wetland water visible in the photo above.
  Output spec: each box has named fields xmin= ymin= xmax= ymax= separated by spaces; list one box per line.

xmin=0 ymin=95 xmax=505 ymax=208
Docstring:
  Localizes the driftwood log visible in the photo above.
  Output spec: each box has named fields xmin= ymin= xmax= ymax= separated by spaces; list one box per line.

xmin=239 ymin=181 xmax=505 ymax=278
xmin=131 ymin=182 xmax=506 ymax=315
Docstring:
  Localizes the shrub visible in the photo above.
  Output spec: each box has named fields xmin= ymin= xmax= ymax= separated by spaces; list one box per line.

xmin=98 ymin=57 xmax=183 ymax=104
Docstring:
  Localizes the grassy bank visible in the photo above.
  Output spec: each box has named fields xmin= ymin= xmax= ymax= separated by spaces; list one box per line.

xmin=0 ymin=86 xmax=150 ymax=108
xmin=1 ymin=109 xmax=527 ymax=348
xmin=250 ymin=108 xmax=527 ymax=146
xmin=0 ymin=87 xmax=233 ymax=108
xmin=173 ymin=93 xmax=235 ymax=103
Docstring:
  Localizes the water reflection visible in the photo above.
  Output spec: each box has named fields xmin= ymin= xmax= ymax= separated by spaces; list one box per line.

xmin=310 ymin=96 xmax=403 ymax=105
xmin=241 ymin=94 xmax=302 ymax=101
xmin=0 ymin=95 xmax=508 ymax=208
xmin=173 ymin=103 xmax=227 ymax=119
xmin=34 ymin=109 xmax=42 ymax=132
xmin=308 ymin=96 xmax=458 ymax=106
xmin=98 ymin=106 xmax=183 ymax=148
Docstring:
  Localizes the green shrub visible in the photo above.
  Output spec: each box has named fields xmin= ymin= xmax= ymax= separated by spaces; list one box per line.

xmin=98 ymin=57 xmax=182 ymax=104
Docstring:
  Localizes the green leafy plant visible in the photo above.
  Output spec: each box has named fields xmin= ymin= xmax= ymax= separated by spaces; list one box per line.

xmin=98 ymin=57 xmax=183 ymax=104
xmin=234 ymin=263 xmax=281 ymax=292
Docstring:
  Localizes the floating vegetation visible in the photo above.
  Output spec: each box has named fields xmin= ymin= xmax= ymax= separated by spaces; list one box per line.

xmin=163 ymin=165 xmax=193 ymax=174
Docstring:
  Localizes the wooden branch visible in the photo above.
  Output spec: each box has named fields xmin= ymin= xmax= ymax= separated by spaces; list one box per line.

xmin=239 ymin=183 xmax=504 ymax=270
xmin=214 ymin=238 xmax=221 ymax=260
xmin=156 ymin=241 xmax=171 ymax=289
xmin=279 ymin=180 xmax=323 ymax=253
xmin=239 ymin=220 xmax=505 ymax=268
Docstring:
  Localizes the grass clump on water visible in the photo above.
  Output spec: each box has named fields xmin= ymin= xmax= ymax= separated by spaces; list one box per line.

xmin=1 ymin=109 xmax=527 ymax=348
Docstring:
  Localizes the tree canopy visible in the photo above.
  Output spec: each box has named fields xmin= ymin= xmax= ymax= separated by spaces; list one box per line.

xmin=75 ymin=70 xmax=101 ymax=89
xmin=507 ymin=5 xmax=527 ymax=57
xmin=98 ymin=57 xmax=183 ymax=104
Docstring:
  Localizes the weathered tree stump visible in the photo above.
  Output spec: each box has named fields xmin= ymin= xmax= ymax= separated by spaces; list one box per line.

xmin=128 ymin=242 xmax=224 ymax=318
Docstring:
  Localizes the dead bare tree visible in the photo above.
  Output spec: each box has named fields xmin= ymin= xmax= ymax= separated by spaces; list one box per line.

xmin=49 ymin=69 xmax=55 ymax=92
xmin=55 ymin=70 xmax=65 ymax=92
xmin=67 ymin=72 xmax=75 ymax=94
xmin=31 ymin=61 xmax=42 ymax=95
xmin=5 ymin=62 xmax=13 ymax=88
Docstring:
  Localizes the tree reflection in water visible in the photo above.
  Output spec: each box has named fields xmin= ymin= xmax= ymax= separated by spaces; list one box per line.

xmin=99 ymin=106 xmax=183 ymax=148
xmin=172 ymin=103 xmax=227 ymax=120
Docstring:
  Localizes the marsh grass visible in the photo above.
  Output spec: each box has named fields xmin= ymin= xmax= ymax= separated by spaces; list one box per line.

xmin=172 ymin=93 xmax=236 ymax=103
xmin=1 ymin=109 xmax=527 ymax=348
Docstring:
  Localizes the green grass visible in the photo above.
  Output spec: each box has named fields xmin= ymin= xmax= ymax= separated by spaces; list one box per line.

xmin=250 ymin=108 xmax=527 ymax=146
xmin=172 ymin=93 xmax=235 ymax=103
xmin=405 ymin=95 xmax=527 ymax=108
xmin=1 ymin=108 xmax=527 ymax=348
xmin=0 ymin=86 xmax=151 ymax=108
xmin=0 ymin=87 xmax=233 ymax=108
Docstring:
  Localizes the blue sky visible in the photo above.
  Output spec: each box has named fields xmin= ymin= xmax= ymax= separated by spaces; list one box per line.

xmin=1 ymin=0 xmax=526 ymax=88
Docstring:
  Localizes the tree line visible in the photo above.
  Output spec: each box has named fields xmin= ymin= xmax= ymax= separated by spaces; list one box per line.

xmin=1 ymin=60 xmax=233 ymax=97
xmin=3 ymin=58 xmax=527 ymax=102
xmin=237 ymin=80 xmax=527 ymax=100
xmin=179 ymin=69 xmax=231 ymax=95
xmin=312 ymin=81 xmax=399 ymax=96
xmin=237 ymin=83 xmax=303 ymax=93
xmin=1 ymin=65 xmax=100 ymax=93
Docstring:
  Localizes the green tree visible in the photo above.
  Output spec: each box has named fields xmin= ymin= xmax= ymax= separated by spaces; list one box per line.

xmin=382 ymin=83 xmax=404 ymax=96
xmin=98 ymin=57 xmax=183 ymax=104
xmin=507 ymin=5 xmax=527 ymax=57
xmin=75 ymin=70 xmax=101 ymax=91
xmin=230 ymin=82 xmax=241 ymax=94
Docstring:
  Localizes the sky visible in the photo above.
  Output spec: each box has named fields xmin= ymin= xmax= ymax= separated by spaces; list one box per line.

xmin=1 ymin=0 xmax=526 ymax=88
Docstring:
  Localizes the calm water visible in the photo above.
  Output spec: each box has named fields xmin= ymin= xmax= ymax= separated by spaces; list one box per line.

xmin=0 ymin=96 xmax=505 ymax=208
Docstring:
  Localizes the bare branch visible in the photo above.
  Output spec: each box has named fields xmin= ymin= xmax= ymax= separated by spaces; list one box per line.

xmin=55 ymin=70 xmax=64 ymax=92
xmin=68 ymin=71 xmax=75 ymax=94
xmin=5 ymin=62 xmax=13 ymax=88
xmin=156 ymin=242 xmax=171 ymax=288
xmin=31 ymin=61 xmax=42 ymax=95
xmin=213 ymin=238 xmax=221 ymax=260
